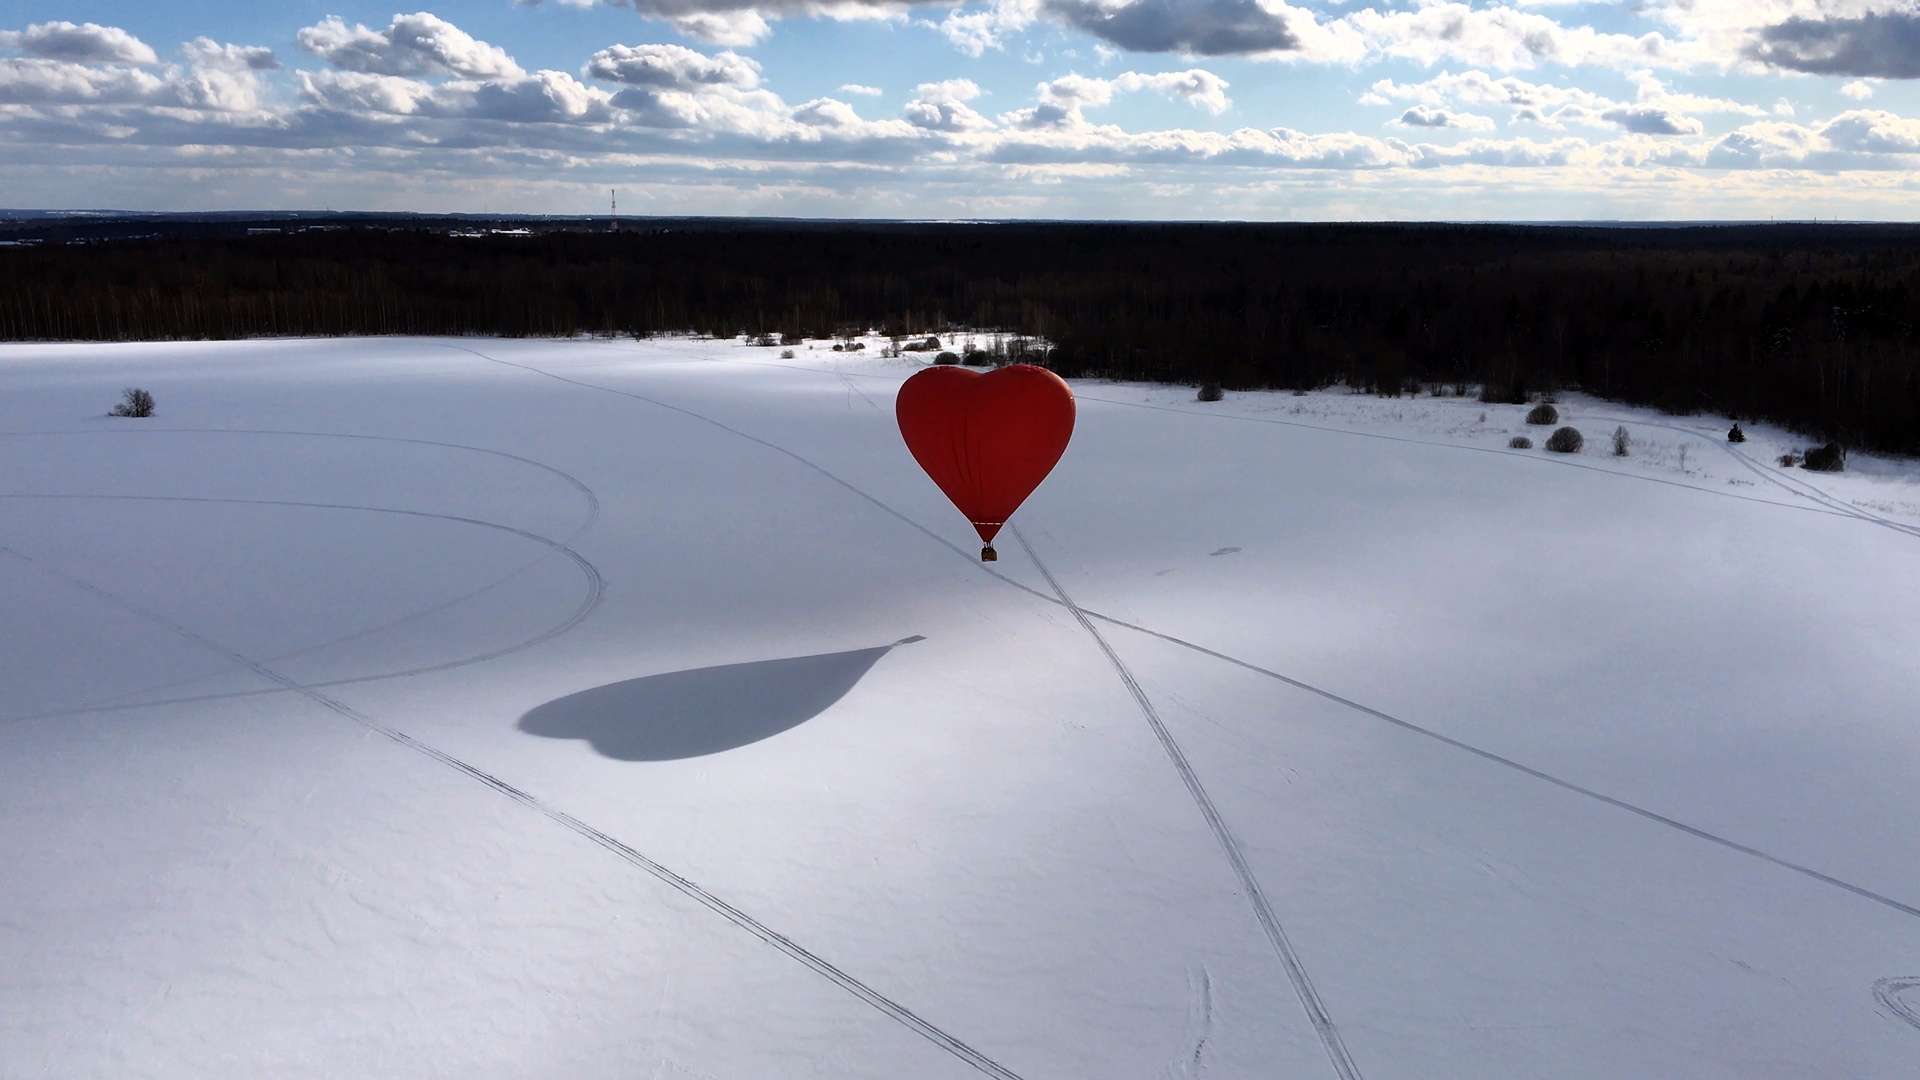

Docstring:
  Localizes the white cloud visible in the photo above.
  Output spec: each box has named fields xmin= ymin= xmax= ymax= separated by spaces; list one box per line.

xmin=1113 ymin=69 xmax=1231 ymax=113
xmin=585 ymin=43 xmax=760 ymax=89
xmin=1395 ymin=104 xmax=1496 ymax=130
xmin=0 ymin=57 xmax=169 ymax=105
xmin=545 ymin=0 xmax=905 ymax=47
xmin=906 ymin=78 xmax=994 ymax=130
xmin=1362 ymin=70 xmax=1752 ymax=137
xmin=1822 ymin=108 xmax=1920 ymax=153
xmin=1 ymin=21 xmax=159 ymax=64
xmin=1002 ymin=68 xmax=1231 ymax=128
xmin=1601 ymin=103 xmax=1703 ymax=136
xmin=839 ymin=83 xmax=882 ymax=95
xmin=1842 ymin=79 xmax=1875 ymax=99
xmin=183 ymin=38 xmax=280 ymax=71
xmin=296 ymin=13 xmax=525 ymax=79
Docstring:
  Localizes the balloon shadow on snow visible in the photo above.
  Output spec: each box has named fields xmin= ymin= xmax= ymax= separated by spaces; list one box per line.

xmin=517 ymin=642 xmax=913 ymax=761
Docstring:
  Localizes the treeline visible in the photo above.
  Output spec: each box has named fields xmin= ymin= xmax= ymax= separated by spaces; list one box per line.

xmin=4 ymin=221 xmax=1920 ymax=452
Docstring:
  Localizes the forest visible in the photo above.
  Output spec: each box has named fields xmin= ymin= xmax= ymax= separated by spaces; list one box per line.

xmin=4 ymin=218 xmax=1919 ymax=453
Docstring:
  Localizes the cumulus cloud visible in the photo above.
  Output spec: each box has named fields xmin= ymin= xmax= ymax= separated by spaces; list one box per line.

xmin=1822 ymin=108 xmax=1920 ymax=153
xmin=1747 ymin=11 xmax=1920 ymax=78
xmin=1114 ymin=68 xmax=1230 ymax=112
xmin=296 ymin=13 xmax=525 ymax=79
xmin=1332 ymin=3 xmax=1676 ymax=69
xmin=1842 ymin=79 xmax=1875 ymax=99
xmin=1362 ymin=69 xmax=1742 ymax=136
xmin=927 ymin=0 xmax=1689 ymax=69
xmin=585 ymin=42 xmax=759 ymax=88
xmin=905 ymin=78 xmax=995 ymax=130
xmin=0 ymin=54 xmax=273 ymax=112
xmin=1041 ymin=0 xmax=1297 ymax=56
xmin=1395 ymin=104 xmax=1495 ymax=130
xmin=1002 ymin=68 xmax=1230 ymax=128
xmin=183 ymin=38 xmax=280 ymax=71
xmin=840 ymin=83 xmax=882 ymax=95
xmin=1601 ymin=104 xmax=1702 ymax=136
xmin=0 ymin=21 xmax=158 ymax=64
xmin=557 ymin=0 xmax=904 ymax=47
xmin=0 ymin=58 xmax=169 ymax=105
xmin=298 ymin=69 xmax=440 ymax=114
xmin=299 ymin=67 xmax=616 ymax=122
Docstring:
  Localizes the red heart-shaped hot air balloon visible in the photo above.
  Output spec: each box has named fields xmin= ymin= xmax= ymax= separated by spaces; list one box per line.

xmin=896 ymin=364 xmax=1075 ymax=560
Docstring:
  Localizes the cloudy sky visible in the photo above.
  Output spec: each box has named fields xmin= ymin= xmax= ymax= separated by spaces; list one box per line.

xmin=3 ymin=0 xmax=1920 ymax=218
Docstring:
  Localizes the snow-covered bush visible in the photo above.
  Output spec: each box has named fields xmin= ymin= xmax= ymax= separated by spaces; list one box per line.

xmin=934 ymin=351 xmax=959 ymax=365
xmin=1612 ymin=426 xmax=1631 ymax=456
xmin=780 ymin=349 xmax=795 ymax=359
xmin=1198 ymin=382 xmax=1223 ymax=402
xmin=109 ymin=388 xmax=154 ymax=418
xmin=1526 ymin=403 xmax=1558 ymax=425
xmin=1509 ymin=436 xmax=1532 ymax=449
xmin=1545 ymin=426 xmax=1584 ymax=453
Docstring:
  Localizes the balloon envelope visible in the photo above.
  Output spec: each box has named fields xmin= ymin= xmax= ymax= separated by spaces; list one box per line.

xmin=895 ymin=364 xmax=1076 ymax=543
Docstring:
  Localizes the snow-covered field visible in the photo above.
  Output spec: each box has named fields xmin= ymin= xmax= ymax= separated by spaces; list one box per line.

xmin=3 ymin=335 xmax=1918 ymax=1080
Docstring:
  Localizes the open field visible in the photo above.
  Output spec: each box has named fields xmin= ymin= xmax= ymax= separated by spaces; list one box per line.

xmin=3 ymin=335 xmax=1918 ymax=1079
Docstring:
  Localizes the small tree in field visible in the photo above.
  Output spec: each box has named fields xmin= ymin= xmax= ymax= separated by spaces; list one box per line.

xmin=1612 ymin=426 xmax=1631 ymax=456
xmin=110 ymin=388 xmax=155 ymax=418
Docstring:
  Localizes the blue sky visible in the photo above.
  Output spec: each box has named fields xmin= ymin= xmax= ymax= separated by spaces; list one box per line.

xmin=4 ymin=0 xmax=1920 ymax=218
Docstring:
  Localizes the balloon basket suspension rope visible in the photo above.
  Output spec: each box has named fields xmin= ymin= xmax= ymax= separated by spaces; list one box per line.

xmin=981 ymin=544 xmax=997 ymax=562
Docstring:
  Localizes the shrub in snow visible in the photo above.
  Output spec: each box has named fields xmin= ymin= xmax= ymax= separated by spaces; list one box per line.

xmin=962 ymin=349 xmax=991 ymax=367
xmin=1779 ymin=452 xmax=1800 ymax=467
xmin=1509 ymin=436 xmax=1532 ymax=449
xmin=748 ymin=332 xmax=776 ymax=347
xmin=1612 ymin=426 xmax=1631 ymax=456
xmin=780 ymin=349 xmax=795 ymax=359
xmin=1526 ymin=403 xmax=1558 ymax=425
xmin=1802 ymin=441 xmax=1846 ymax=472
xmin=934 ymin=351 xmax=959 ymax=365
xmin=1545 ymin=426 xmax=1584 ymax=453
xmin=922 ymin=336 xmax=941 ymax=350
xmin=1727 ymin=422 xmax=1745 ymax=443
xmin=109 ymin=388 xmax=154 ymax=418
xmin=1198 ymin=382 xmax=1223 ymax=402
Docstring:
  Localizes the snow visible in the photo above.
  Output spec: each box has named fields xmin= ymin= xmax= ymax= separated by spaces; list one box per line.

xmin=2 ymin=335 xmax=1918 ymax=1079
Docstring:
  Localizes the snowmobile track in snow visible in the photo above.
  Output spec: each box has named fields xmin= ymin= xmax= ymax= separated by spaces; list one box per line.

xmin=0 ymin=541 xmax=1028 ymax=1080
xmin=566 ymin=347 xmax=1920 ymax=927
xmin=1012 ymin=525 xmax=1364 ymax=1080
xmin=0 ymin=427 xmax=605 ymax=723
xmin=1875 ymin=977 xmax=1920 ymax=1032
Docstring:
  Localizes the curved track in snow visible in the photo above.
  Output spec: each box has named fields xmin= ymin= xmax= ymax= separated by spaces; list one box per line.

xmin=1 ymin=529 xmax=1025 ymax=1080
xmin=1875 ymin=977 xmax=1920 ymax=1032
xmin=0 ymin=493 xmax=604 ymax=724
xmin=0 ymin=427 xmax=605 ymax=722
